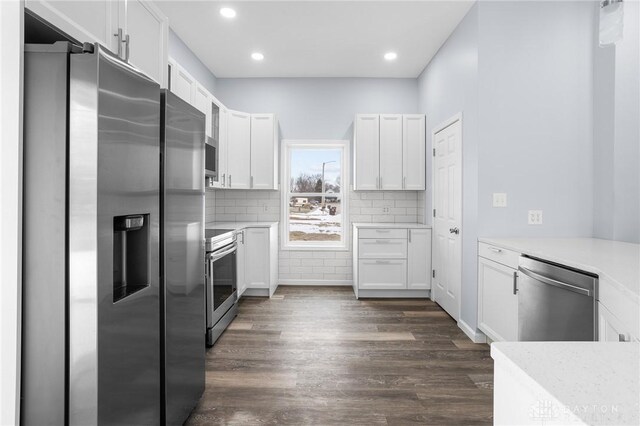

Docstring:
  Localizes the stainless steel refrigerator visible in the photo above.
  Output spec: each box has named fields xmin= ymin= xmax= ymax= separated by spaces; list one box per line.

xmin=22 ymin=41 xmax=162 ymax=425
xmin=160 ymin=89 xmax=206 ymax=425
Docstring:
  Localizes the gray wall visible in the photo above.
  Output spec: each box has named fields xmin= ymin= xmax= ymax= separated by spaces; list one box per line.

xmin=417 ymin=3 xmax=479 ymax=330
xmin=168 ymin=29 xmax=217 ymax=95
xmin=593 ymin=0 xmax=640 ymax=243
xmin=418 ymin=1 xmax=597 ymax=331
xmin=215 ymin=78 xmax=419 ymax=140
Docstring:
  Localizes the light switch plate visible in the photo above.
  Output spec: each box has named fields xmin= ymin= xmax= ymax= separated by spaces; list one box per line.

xmin=528 ymin=210 xmax=543 ymax=225
xmin=493 ymin=193 xmax=508 ymax=207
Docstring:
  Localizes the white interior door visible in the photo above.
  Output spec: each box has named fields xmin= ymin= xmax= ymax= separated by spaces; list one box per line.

xmin=432 ymin=118 xmax=462 ymax=320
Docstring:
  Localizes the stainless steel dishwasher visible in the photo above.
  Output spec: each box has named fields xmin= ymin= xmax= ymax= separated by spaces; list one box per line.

xmin=517 ymin=256 xmax=598 ymax=341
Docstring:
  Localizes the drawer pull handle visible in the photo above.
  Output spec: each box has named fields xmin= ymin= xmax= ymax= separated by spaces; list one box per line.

xmin=375 ymin=240 xmax=391 ymax=244
xmin=375 ymin=230 xmax=390 ymax=233
xmin=375 ymin=260 xmax=391 ymax=264
xmin=488 ymin=247 xmax=502 ymax=253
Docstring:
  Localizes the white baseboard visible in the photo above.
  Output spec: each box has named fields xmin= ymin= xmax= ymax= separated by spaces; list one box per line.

xmin=458 ymin=319 xmax=487 ymax=344
xmin=278 ymin=279 xmax=353 ymax=287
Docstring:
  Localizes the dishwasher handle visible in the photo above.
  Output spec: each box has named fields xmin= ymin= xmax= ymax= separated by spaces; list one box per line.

xmin=518 ymin=266 xmax=592 ymax=297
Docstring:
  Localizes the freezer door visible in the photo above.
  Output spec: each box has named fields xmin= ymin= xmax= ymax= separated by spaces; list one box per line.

xmin=68 ymin=44 xmax=161 ymax=425
xmin=160 ymin=90 xmax=206 ymax=425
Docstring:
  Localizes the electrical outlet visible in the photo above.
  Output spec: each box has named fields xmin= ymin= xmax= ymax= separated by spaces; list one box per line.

xmin=493 ymin=193 xmax=508 ymax=207
xmin=263 ymin=205 xmax=269 ymax=212
xmin=383 ymin=207 xmax=390 ymax=213
xmin=528 ymin=210 xmax=543 ymax=225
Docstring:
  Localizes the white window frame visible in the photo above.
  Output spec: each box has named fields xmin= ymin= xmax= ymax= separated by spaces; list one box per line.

xmin=281 ymin=139 xmax=350 ymax=251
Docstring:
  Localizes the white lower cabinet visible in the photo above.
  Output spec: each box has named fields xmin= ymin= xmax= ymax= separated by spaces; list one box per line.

xmin=477 ymin=256 xmax=518 ymax=342
xmin=407 ymin=228 xmax=432 ymax=290
xmin=237 ymin=225 xmax=278 ymax=298
xmin=598 ymin=302 xmax=636 ymax=342
xmin=359 ymin=260 xmax=407 ymax=290
xmin=354 ymin=225 xmax=431 ymax=297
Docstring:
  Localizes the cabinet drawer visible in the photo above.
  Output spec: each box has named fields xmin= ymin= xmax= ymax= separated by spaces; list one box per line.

xmin=359 ymin=238 xmax=407 ymax=259
xmin=359 ymin=228 xmax=407 ymax=239
xmin=478 ymin=242 xmax=520 ymax=269
xmin=358 ymin=259 xmax=407 ymax=290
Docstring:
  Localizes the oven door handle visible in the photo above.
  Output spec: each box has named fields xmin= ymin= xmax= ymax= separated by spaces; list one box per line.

xmin=208 ymin=244 xmax=237 ymax=262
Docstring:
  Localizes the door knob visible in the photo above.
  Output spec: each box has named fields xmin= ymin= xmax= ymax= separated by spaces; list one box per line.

xmin=449 ymin=227 xmax=460 ymax=235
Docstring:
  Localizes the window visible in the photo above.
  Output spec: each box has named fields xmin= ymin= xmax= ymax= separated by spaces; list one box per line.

xmin=281 ymin=140 xmax=349 ymax=250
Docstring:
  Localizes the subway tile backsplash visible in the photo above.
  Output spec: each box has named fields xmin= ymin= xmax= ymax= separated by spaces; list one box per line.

xmin=206 ymin=187 xmax=424 ymax=283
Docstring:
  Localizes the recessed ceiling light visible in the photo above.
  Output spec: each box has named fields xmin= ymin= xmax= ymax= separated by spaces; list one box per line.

xmin=219 ymin=7 xmax=236 ymax=19
xmin=384 ymin=52 xmax=397 ymax=61
xmin=251 ymin=52 xmax=264 ymax=61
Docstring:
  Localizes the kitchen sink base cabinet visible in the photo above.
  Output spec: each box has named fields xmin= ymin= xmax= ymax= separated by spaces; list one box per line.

xmin=353 ymin=224 xmax=431 ymax=299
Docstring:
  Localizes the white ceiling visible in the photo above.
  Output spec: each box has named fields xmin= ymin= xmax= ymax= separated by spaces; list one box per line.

xmin=157 ymin=1 xmax=475 ymax=78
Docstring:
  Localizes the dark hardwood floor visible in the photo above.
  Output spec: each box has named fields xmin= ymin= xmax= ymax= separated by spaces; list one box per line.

xmin=186 ymin=286 xmax=493 ymax=425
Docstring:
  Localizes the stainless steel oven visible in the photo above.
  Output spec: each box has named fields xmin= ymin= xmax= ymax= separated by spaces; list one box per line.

xmin=205 ymin=229 xmax=238 ymax=346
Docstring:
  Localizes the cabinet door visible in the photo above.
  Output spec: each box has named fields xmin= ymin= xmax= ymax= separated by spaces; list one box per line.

xmin=120 ymin=0 xmax=168 ymax=86
xmin=218 ymin=108 xmax=229 ymax=187
xmin=478 ymin=257 xmax=518 ymax=341
xmin=194 ymin=84 xmax=212 ymax=137
xmin=407 ymin=229 xmax=431 ymax=290
xmin=25 ymin=0 xmax=117 ymax=52
xmin=171 ymin=63 xmax=195 ymax=104
xmin=598 ymin=302 xmax=633 ymax=342
xmin=379 ymin=114 xmax=403 ymax=190
xmin=358 ymin=260 xmax=407 ymax=290
xmin=236 ymin=230 xmax=246 ymax=297
xmin=354 ymin=114 xmax=380 ymax=190
xmin=250 ymin=114 xmax=277 ymax=190
xmin=226 ymin=110 xmax=251 ymax=189
xmin=403 ymin=114 xmax=426 ymax=190
xmin=244 ymin=228 xmax=269 ymax=289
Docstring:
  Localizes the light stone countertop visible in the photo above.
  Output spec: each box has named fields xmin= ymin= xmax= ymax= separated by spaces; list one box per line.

xmin=478 ymin=237 xmax=640 ymax=304
xmin=491 ymin=341 xmax=640 ymax=425
xmin=353 ymin=222 xmax=432 ymax=229
xmin=206 ymin=221 xmax=278 ymax=231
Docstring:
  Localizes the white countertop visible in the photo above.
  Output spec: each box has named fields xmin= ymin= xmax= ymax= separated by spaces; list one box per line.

xmin=353 ymin=222 xmax=431 ymax=229
xmin=206 ymin=221 xmax=278 ymax=231
xmin=492 ymin=342 xmax=640 ymax=425
xmin=479 ymin=237 xmax=640 ymax=303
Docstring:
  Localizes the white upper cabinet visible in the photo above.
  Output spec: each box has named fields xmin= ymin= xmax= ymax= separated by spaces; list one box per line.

xmin=354 ymin=113 xmax=425 ymax=191
xmin=407 ymin=228 xmax=431 ymax=290
xmin=226 ymin=110 xmax=252 ymax=189
xmin=170 ymin=61 xmax=196 ymax=104
xmin=354 ymin=114 xmax=380 ymax=191
xmin=218 ymin=107 xmax=229 ymax=187
xmin=119 ymin=0 xmax=167 ymax=86
xmin=403 ymin=114 xmax=426 ymax=190
xmin=250 ymin=114 xmax=278 ymax=190
xmin=26 ymin=0 xmax=168 ymax=87
xmin=25 ymin=0 xmax=118 ymax=52
xmin=379 ymin=114 xmax=403 ymax=190
xmin=194 ymin=84 xmax=212 ymax=137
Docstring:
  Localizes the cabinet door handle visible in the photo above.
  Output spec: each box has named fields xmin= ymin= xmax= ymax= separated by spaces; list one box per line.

xmin=379 ymin=176 xmax=383 ymax=189
xmin=222 ymin=173 xmax=226 ymax=187
xmin=376 ymin=176 xmax=379 ymax=189
xmin=124 ymin=33 xmax=130 ymax=62
xmin=113 ymin=28 xmax=123 ymax=58
xmin=250 ymin=175 xmax=254 ymax=188
xmin=513 ymin=271 xmax=518 ymax=295
xmin=408 ymin=229 xmax=412 ymax=243
xmin=229 ymin=175 xmax=232 ymax=187
xmin=403 ymin=176 xmax=406 ymax=189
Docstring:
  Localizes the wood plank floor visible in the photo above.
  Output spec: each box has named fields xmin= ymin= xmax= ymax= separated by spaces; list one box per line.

xmin=186 ymin=286 xmax=493 ymax=425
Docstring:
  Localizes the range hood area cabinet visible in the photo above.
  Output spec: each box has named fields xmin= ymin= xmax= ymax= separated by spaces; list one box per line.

xmin=353 ymin=113 xmax=426 ymax=191
xmin=26 ymin=0 xmax=168 ymax=87
xmin=168 ymin=57 xmax=279 ymax=190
